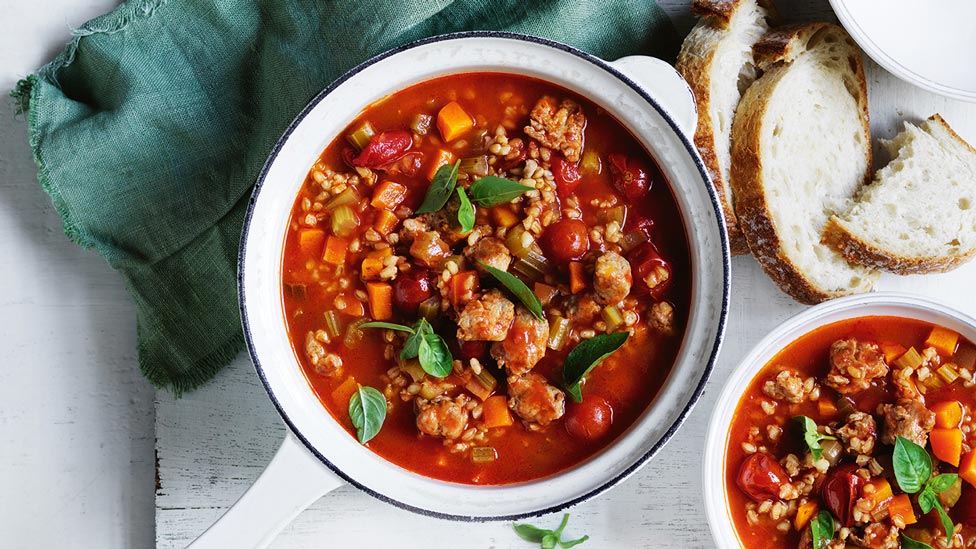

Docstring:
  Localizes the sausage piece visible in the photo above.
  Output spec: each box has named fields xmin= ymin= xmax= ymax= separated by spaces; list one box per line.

xmin=415 ymin=395 xmax=470 ymax=439
xmin=523 ymin=96 xmax=586 ymax=162
xmin=881 ymin=398 xmax=935 ymax=447
xmin=824 ymin=338 xmax=889 ymax=395
xmin=592 ymin=251 xmax=633 ymax=305
xmin=456 ymin=289 xmax=515 ymax=342
xmin=491 ymin=306 xmax=548 ymax=376
xmin=507 ymin=372 xmax=566 ymax=430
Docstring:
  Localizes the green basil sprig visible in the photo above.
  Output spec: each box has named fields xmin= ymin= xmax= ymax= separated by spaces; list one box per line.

xmin=513 ymin=514 xmax=588 ymax=549
xmin=561 ymin=332 xmax=630 ymax=403
xmin=901 ymin=534 xmax=934 ymax=549
xmin=479 ymin=262 xmax=544 ymax=320
xmin=416 ymin=160 xmax=460 ymax=213
xmin=893 ymin=436 xmax=957 ymax=538
xmin=469 ymin=175 xmax=533 ymax=206
xmin=456 ymin=186 xmax=475 ymax=233
xmin=348 ymin=385 xmax=387 ymax=444
xmin=360 ymin=318 xmax=453 ymax=378
xmin=808 ymin=510 xmax=835 ymax=549
xmin=794 ymin=416 xmax=837 ymax=461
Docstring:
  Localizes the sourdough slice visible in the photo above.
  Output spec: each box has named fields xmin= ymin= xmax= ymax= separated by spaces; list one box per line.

xmin=675 ymin=0 xmax=772 ymax=255
xmin=729 ymin=23 xmax=878 ymax=304
xmin=824 ymin=114 xmax=976 ymax=274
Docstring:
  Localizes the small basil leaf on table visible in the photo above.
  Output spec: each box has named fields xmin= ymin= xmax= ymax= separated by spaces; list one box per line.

xmin=480 ymin=262 xmax=544 ymax=320
xmin=456 ymin=186 xmax=475 ymax=233
xmin=469 ymin=175 xmax=533 ymax=206
xmin=794 ymin=415 xmax=837 ymax=461
xmin=416 ymin=160 xmax=460 ymax=213
xmin=893 ymin=436 xmax=932 ymax=493
xmin=902 ymin=533 xmax=934 ymax=549
xmin=348 ymin=385 xmax=387 ymax=444
xmin=809 ymin=510 xmax=835 ymax=549
xmin=541 ymin=535 xmax=557 ymax=549
xmin=418 ymin=332 xmax=453 ymax=378
xmin=560 ymin=536 xmax=589 ymax=548
xmin=358 ymin=321 xmax=415 ymax=333
xmin=513 ymin=523 xmax=548 ymax=543
xmin=561 ymin=332 xmax=630 ymax=403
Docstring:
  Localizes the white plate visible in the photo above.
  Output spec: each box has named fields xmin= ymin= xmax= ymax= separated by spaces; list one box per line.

xmin=830 ymin=0 xmax=976 ymax=102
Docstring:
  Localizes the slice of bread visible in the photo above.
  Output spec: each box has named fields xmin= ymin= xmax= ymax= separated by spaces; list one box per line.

xmin=824 ymin=114 xmax=976 ymax=274
xmin=675 ymin=0 xmax=772 ymax=256
xmin=729 ymin=23 xmax=879 ymax=304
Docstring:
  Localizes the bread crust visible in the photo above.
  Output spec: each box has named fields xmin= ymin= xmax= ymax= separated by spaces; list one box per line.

xmin=729 ymin=23 xmax=874 ymax=304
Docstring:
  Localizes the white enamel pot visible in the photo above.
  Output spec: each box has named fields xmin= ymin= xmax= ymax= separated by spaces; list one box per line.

xmin=193 ymin=32 xmax=730 ymax=547
xmin=703 ymin=292 xmax=976 ymax=547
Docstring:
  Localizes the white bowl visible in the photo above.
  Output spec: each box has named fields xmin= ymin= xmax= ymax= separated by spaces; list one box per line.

xmin=703 ymin=292 xmax=976 ymax=546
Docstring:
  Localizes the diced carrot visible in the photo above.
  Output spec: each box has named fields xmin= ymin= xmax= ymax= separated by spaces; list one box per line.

xmin=361 ymin=256 xmax=385 ymax=280
xmin=334 ymin=294 xmax=365 ymax=317
xmin=370 ymin=180 xmax=407 ymax=210
xmin=490 ymin=205 xmax=520 ymax=228
xmin=862 ymin=478 xmax=893 ymax=510
xmin=880 ymin=342 xmax=908 ymax=364
xmin=374 ymin=209 xmax=400 ymax=235
xmin=931 ymin=401 xmax=963 ymax=429
xmin=425 ymin=149 xmax=455 ymax=181
xmin=926 ymin=326 xmax=961 ymax=356
xmin=298 ymin=228 xmax=326 ymax=257
xmin=436 ymin=101 xmax=474 ymax=142
xmin=888 ymin=493 xmax=917 ymax=526
xmin=331 ymin=376 xmax=358 ymax=408
xmin=450 ymin=270 xmax=480 ymax=309
xmin=569 ymin=261 xmax=586 ymax=294
xmin=960 ymin=450 xmax=976 ymax=487
xmin=483 ymin=395 xmax=513 ymax=428
xmin=322 ymin=236 xmax=349 ymax=265
xmin=366 ymin=282 xmax=393 ymax=321
xmin=533 ymin=282 xmax=559 ymax=306
xmin=931 ymin=427 xmax=963 ymax=466
xmin=817 ymin=399 xmax=839 ymax=419
xmin=794 ymin=501 xmax=819 ymax=530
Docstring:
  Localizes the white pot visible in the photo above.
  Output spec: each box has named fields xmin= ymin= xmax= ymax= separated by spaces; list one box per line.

xmin=703 ymin=292 xmax=976 ymax=547
xmin=195 ymin=32 xmax=730 ymax=547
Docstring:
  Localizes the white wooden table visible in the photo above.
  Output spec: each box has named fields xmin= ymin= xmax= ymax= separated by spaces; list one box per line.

xmin=2 ymin=1 xmax=974 ymax=548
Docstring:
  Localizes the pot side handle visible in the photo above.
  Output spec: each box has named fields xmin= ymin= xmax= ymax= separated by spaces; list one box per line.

xmin=188 ymin=431 xmax=346 ymax=548
xmin=607 ymin=56 xmax=698 ymax=138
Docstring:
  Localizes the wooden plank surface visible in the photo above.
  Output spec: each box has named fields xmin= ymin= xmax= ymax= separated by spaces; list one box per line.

xmin=156 ymin=1 xmax=976 ymax=547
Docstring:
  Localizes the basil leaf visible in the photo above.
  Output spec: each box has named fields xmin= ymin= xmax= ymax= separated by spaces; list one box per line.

xmin=457 ymin=186 xmax=475 ymax=233
xmin=902 ymin=533 xmax=935 ymax=549
xmin=359 ymin=321 xmax=414 ymax=333
xmin=513 ymin=523 xmax=549 ymax=543
xmin=918 ymin=488 xmax=938 ymax=513
xmin=794 ymin=416 xmax=836 ymax=461
xmin=469 ymin=175 xmax=533 ymax=206
xmin=418 ymin=333 xmax=453 ymax=378
xmin=893 ymin=436 xmax=932 ymax=493
xmin=559 ymin=537 xmax=589 ymax=549
xmin=933 ymin=497 xmax=955 ymax=538
xmin=480 ymin=262 xmax=544 ymax=320
xmin=400 ymin=318 xmax=434 ymax=360
xmin=541 ymin=535 xmax=557 ymax=549
xmin=809 ymin=510 xmax=835 ymax=549
xmin=416 ymin=160 xmax=460 ymax=213
xmin=561 ymin=332 xmax=630 ymax=403
xmin=348 ymin=385 xmax=387 ymax=444
xmin=553 ymin=514 xmax=569 ymax=536
xmin=928 ymin=473 xmax=959 ymax=493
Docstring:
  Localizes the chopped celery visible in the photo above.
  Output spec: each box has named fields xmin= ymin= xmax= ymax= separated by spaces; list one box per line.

xmin=343 ymin=318 xmax=369 ymax=349
xmin=940 ymin=477 xmax=963 ymax=507
xmin=601 ymin=305 xmax=624 ymax=332
xmin=400 ymin=359 xmax=426 ymax=382
xmin=603 ymin=205 xmax=627 ymax=227
xmin=548 ymin=316 xmax=571 ymax=351
xmin=326 ymin=187 xmax=361 ymax=210
xmin=581 ymin=149 xmax=601 ymax=174
xmin=465 ymin=369 xmax=497 ymax=401
xmin=410 ymin=114 xmax=432 ymax=136
xmin=937 ymin=363 xmax=960 ymax=384
xmin=324 ymin=310 xmax=343 ymax=339
xmin=618 ymin=231 xmax=648 ymax=253
xmin=505 ymin=225 xmax=533 ymax=259
xmin=512 ymin=250 xmax=550 ymax=283
xmin=894 ymin=347 xmax=923 ymax=370
xmin=330 ymin=205 xmax=359 ymax=238
xmin=417 ymin=296 xmax=441 ymax=321
xmin=284 ymin=283 xmax=307 ymax=300
xmin=471 ymin=446 xmax=497 ymax=463
xmin=836 ymin=396 xmax=856 ymax=418
xmin=420 ymin=383 xmax=443 ymax=400
xmin=346 ymin=121 xmax=376 ymax=151
xmin=459 ymin=155 xmax=489 ymax=177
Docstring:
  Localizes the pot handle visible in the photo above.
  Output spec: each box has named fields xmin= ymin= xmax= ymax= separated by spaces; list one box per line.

xmin=188 ymin=431 xmax=346 ymax=548
xmin=607 ymin=56 xmax=698 ymax=138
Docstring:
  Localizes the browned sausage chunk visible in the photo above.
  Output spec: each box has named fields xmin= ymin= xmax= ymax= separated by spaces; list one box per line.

xmin=649 ymin=301 xmax=675 ymax=336
xmin=824 ymin=338 xmax=889 ymax=395
xmin=415 ymin=395 xmax=470 ymax=439
xmin=523 ymin=96 xmax=586 ymax=162
xmin=508 ymin=372 xmax=566 ymax=430
xmin=469 ymin=237 xmax=511 ymax=272
xmin=837 ymin=411 xmax=877 ymax=456
xmin=880 ymin=398 xmax=936 ymax=447
xmin=593 ymin=251 xmax=633 ymax=305
xmin=491 ymin=306 xmax=548 ymax=376
xmin=762 ymin=370 xmax=811 ymax=404
xmin=456 ymin=289 xmax=514 ymax=341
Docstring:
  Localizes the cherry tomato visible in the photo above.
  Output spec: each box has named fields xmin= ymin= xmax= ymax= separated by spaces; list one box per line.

xmin=607 ymin=153 xmax=651 ymax=202
xmin=541 ymin=219 xmax=589 ymax=264
xmin=736 ymin=453 xmax=790 ymax=502
xmin=392 ymin=267 xmax=431 ymax=314
xmin=821 ymin=464 xmax=862 ymax=526
xmin=551 ymin=156 xmax=582 ymax=197
xmin=351 ymin=130 xmax=413 ymax=168
xmin=627 ymin=242 xmax=672 ymax=300
xmin=565 ymin=396 xmax=613 ymax=441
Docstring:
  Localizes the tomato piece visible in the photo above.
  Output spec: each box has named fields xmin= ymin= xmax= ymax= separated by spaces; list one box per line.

xmin=627 ymin=242 xmax=672 ymax=300
xmin=954 ymin=484 xmax=976 ymax=527
xmin=541 ymin=219 xmax=589 ymax=264
xmin=551 ymin=156 xmax=582 ymax=197
xmin=351 ymin=130 xmax=413 ymax=168
xmin=607 ymin=153 xmax=651 ymax=202
xmin=821 ymin=464 xmax=862 ymax=526
xmin=458 ymin=340 xmax=488 ymax=362
xmin=392 ymin=266 xmax=431 ymax=314
xmin=565 ymin=396 xmax=613 ymax=441
xmin=736 ymin=453 xmax=790 ymax=502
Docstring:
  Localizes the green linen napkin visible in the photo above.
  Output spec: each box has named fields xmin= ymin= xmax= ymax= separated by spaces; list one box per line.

xmin=13 ymin=0 xmax=679 ymax=394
